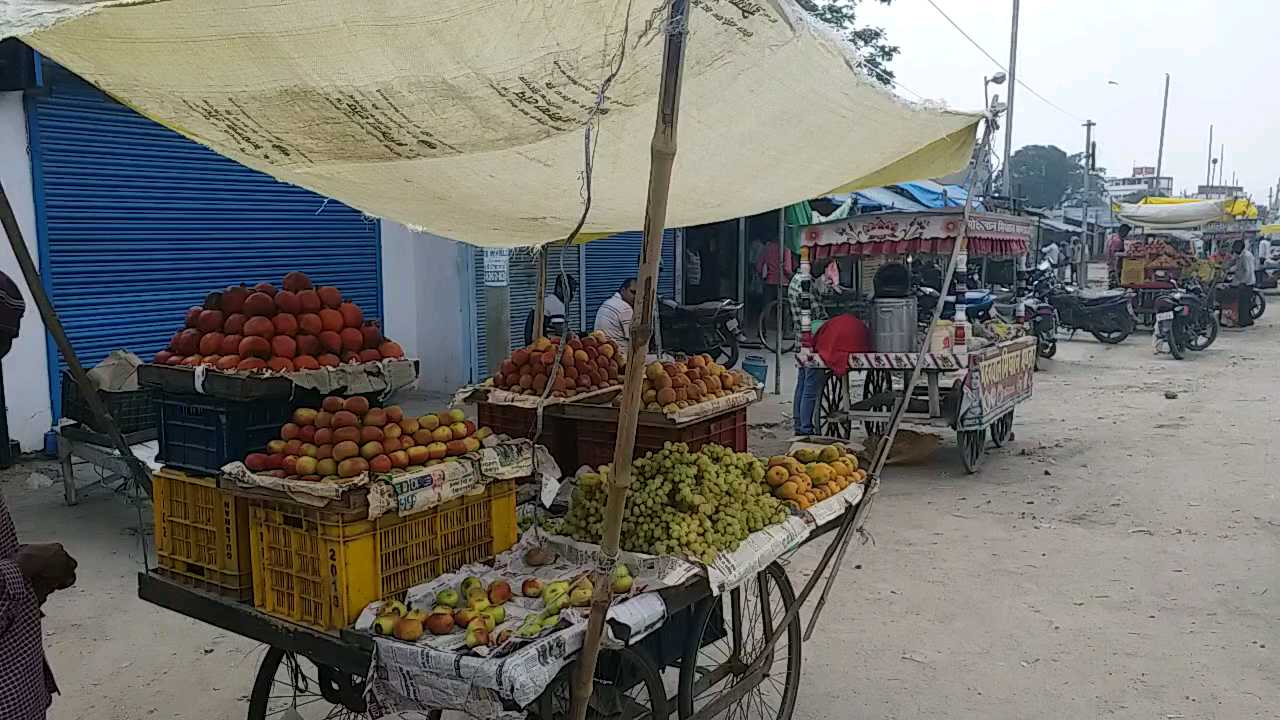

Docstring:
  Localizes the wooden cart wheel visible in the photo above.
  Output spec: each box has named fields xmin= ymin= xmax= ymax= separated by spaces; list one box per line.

xmin=535 ymin=646 xmax=669 ymax=720
xmin=678 ymin=562 xmax=801 ymax=720
xmin=861 ymin=369 xmax=894 ymax=438
xmin=958 ymin=428 xmax=987 ymax=474
xmin=817 ymin=371 xmax=851 ymax=439
xmin=989 ymin=411 xmax=1014 ymax=448
xmin=247 ymin=646 xmax=384 ymax=720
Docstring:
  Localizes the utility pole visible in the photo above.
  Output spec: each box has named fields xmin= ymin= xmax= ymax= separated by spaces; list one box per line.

xmin=1155 ymin=73 xmax=1170 ymax=192
xmin=1001 ymin=0 xmax=1020 ymax=197
xmin=1081 ymin=119 xmax=1095 ymax=283
xmin=1204 ymin=124 xmax=1213 ymax=186
xmin=1218 ymin=144 xmax=1224 ymax=185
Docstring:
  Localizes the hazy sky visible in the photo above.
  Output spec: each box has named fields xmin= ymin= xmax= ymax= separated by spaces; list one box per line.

xmin=858 ymin=0 xmax=1278 ymax=201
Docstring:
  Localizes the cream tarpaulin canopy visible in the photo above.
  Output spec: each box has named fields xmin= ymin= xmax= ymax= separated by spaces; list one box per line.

xmin=3 ymin=0 xmax=981 ymax=247
xmin=1112 ymin=198 xmax=1229 ymax=230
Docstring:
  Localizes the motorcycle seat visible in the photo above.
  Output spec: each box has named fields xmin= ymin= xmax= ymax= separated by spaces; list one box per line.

xmin=1078 ymin=289 xmax=1128 ymax=305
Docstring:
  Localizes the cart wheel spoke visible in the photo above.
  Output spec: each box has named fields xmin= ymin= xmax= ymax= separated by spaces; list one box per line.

xmin=678 ymin=563 xmax=801 ymax=720
xmin=861 ymin=370 xmax=893 ymax=438
xmin=989 ymin=411 xmax=1013 ymax=448
xmin=818 ymin=372 xmax=850 ymax=439
xmin=249 ymin=648 xmax=370 ymax=720
xmin=958 ymin=428 xmax=987 ymax=474
xmin=535 ymin=646 xmax=668 ymax=720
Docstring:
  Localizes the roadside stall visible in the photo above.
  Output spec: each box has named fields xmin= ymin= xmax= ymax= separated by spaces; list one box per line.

xmin=0 ymin=1 xmax=998 ymax=719
xmin=797 ymin=208 xmax=1036 ymax=473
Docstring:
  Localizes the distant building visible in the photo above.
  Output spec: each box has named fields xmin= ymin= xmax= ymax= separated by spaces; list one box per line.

xmin=1105 ymin=165 xmax=1173 ymax=200
xmin=1195 ymin=184 xmax=1244 ymax=200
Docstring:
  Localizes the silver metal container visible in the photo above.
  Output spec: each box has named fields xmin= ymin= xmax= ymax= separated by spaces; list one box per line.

xmin=872 ymin=297 xmax=918 ymax=352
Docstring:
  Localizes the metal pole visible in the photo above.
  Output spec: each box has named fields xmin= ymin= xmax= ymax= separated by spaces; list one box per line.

xmin=569 ymin=1 xmax=689 ymax=716
xmin=1204 ymin=124 xmax=1213 ymax=186
xmin=1001 ymin=0 xmax=1021 ymax=197
xmin=1155 ymin=73 xmax=1169 ymax=190
xmin=0 ymin=181 xmax=152 ymax=495
xmin=1219 ymin=144 xmax=1224 ymax=186
xmin=774 ymin=208 xmax=783 ymax=394
xmin=1081 ymin=120 xmax=1094 ymax=284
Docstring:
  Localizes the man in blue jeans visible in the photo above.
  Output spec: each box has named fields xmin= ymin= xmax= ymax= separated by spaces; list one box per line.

xmin=788 ymin=261 xmax=824 ymax=435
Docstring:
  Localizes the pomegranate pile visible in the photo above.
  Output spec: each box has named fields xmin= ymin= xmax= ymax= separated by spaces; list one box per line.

xmin=151 ymin=271 xmax=404 ymax=373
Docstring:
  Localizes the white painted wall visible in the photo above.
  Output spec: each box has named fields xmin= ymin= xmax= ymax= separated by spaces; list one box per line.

xmin=0 ymin=92 xmax=51 ymax=451
xmin=379 ymin=223 xmax=470 ymax=395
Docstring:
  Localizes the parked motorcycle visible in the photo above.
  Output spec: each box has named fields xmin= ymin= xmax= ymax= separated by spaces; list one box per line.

xmin=915 ymin=287 xmax=996 ymax=326
xmin=1030 ymin=262 xmax=1136 ymax=344
xmin=1177 ymin=276 xmax=1219 ymax=351
xmin=1152 ymin=285 xmax=1204 ymax=360
xmin=658 ymin=298 xmax=744 ymax=368
xmin=1017 ymin=279 xmax=1058 ymax=358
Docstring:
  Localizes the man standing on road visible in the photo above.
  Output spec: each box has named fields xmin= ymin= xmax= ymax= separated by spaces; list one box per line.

xmin=1233 ymin=239 xmax=1256 ymax=328
xmin=593 ymin=278 xmax=635 ymax=361
xmin=1106 ymin=224 xmax=1131 ymax=287
xmin=0 ymin=271 xmax=79 ymax=720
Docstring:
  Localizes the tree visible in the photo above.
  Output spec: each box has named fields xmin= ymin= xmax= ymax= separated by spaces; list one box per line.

xmin=796 ymin=0 xmax=899 ymax=86
xmin=1005 ymin=144 xmax=1105 ymax=208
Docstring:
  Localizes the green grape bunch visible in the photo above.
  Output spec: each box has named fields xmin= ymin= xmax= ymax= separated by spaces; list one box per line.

xmin=560 ymin=442 xmax=790 ymax=564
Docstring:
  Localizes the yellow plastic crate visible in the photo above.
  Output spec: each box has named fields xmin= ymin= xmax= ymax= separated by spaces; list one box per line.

xmin=152 ymin=467 xmax=253 ymax=601
xmin=249 ymin=479 xmax=517 ymax=631
xmin=1120 ymin=258 xmax=1146 ymax=286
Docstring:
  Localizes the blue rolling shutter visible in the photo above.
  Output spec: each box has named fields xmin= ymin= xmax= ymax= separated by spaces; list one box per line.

xmin=27 ymin=64 xmax=382 ymax=416
xmin=471 ymin=243 xmax=581 ymax=381
xmin=583 ymin=230 xmax=676 ymax=329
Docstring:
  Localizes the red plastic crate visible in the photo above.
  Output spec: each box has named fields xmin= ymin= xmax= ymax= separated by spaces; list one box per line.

xmin=570 ymin=407 xmax=748 ymax=470
xmin=477 ymin=402 xmax=575 ymax=473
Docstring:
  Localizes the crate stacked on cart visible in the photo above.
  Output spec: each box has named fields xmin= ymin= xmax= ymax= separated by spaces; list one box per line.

xmin=245 ymin=478 xmax=517 ymax=630
xmin=150 ymin=467 xmax=254 ymax=600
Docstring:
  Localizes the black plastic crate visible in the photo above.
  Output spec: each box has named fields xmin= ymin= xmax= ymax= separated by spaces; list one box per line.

xmin=61 ymin=370 xmax=157 ymax=435
xmin=154 ymin=392 xmax=294 ymax=475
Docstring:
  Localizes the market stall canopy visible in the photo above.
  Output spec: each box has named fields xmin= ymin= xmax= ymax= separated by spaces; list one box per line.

xmin=1139 ymin=195 xmax=1258 ymax=220
xmin=1261 ymin=224 xmax=1280 ymax=237
xmin=2 ymin=0 xmax=982 ymax=247
xmin=1112 ymin=199 xmax=1229 ymax=230
xmin=800 ymin=209 xmax=1032 ymax=258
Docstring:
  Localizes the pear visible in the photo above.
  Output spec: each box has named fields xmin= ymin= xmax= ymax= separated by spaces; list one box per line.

xmin=464 ymin=619 xmax=490 ymax=648
xmin=521 ymin=578 xmax=544 ymax=598
xmin=454 ymin=607 xmax=480 ymax=628
xmin=569 ymin=582 xmax=593 ymax=607
xmin=468 ymin=595 xmax=491 ymax=613
xmin=460 ymin=576 xmax=484 ymax=594
xmin=611 ymin=566 xmax=634 ymax=594
xmin=393 ymin=615 xmax=424 ymax=642
xmin=372 ymin=614 xmax=398 ymax=636
xmin=542 ymin=594 xmax=566 ymax=615
xmin=481 ymin=605 xmax=505 ymax=627
xmin=488 ymin=580 xmax=513 ymax=605
xmin=403 ymin=608 xmax=428 ymax=622
xmin=425 ymin=611 xmax=455 ymax=636
xmin=543 ymin=580 xmax=570 ymax=606
xmin=382 ymin=599 xmax=407 ymax=617
xmin=435 ymin=588 xmax=460 ymax=608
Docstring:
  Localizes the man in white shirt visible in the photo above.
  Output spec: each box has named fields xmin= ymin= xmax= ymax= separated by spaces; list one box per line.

xmin=1041 ymin=239 xmax=1062 ymax=280
xmin=594 ymin=278 xmax=636 ymax=358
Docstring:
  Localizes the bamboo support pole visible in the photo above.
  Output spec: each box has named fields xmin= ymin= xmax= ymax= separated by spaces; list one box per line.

xmin=534 ymin=250 xmax=548 ymax=339
xmin=568 ymin=2 xmax=690 ymax=717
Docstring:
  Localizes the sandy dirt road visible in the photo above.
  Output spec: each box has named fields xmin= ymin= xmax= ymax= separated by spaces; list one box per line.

xmin=3 ymin=312 xmax=1277 ymax=719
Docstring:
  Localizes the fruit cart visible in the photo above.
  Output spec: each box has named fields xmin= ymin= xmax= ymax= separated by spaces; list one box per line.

xmin=795 ymin=208 xmax=1035 ymax=473
xmin=806 ymin=337 xmax=1035 ymax=473
xmin=134 ymin=450 xmax=869 ymax=720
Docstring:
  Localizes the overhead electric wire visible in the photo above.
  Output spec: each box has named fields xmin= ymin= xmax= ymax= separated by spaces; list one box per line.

xmin=923 ymin=0 xmax=1083 ymax=123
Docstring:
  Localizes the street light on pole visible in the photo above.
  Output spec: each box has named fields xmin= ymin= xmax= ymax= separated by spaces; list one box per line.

xmin=984 ymin=71 xmax=1006 ymax=111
